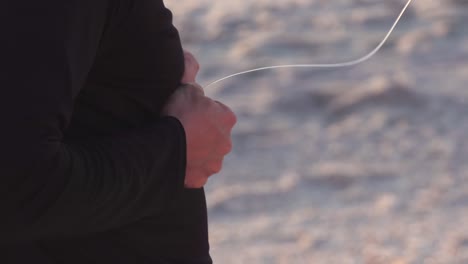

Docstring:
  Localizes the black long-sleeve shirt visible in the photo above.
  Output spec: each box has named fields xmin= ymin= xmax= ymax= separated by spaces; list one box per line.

xmin=0 ymin=0 xmax=211 ymax=263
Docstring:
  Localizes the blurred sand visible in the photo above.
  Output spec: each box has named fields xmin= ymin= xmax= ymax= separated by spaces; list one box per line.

xmin=166 ymin=0 xmax=468 ymax=263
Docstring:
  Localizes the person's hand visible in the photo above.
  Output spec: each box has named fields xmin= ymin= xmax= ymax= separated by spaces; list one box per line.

xmin=180 ymin=50 xmax=200 ymax=84
xmin=163 ymin=83 xmax=237 ymax=188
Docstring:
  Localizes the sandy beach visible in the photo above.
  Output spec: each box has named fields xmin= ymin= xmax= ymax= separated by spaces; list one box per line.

xmin=166 ymin=0 xmax=468 ymax=263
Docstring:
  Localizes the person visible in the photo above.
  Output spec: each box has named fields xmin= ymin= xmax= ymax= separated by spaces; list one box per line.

xmin=0 ymin=0 xmax=236 ymax=263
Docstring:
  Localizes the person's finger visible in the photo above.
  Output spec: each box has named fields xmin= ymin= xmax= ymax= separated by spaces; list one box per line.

xmin=218 ymin=139 xmax=232 ymax=156
xmin=184 ymin=171 xmax=208 ymax=188
xmin=183 ymin=51 xmax=200 ymax=71
xmin=207 ymin=127 xmax=232 ymax=156
xmin=214 ymin=100 xmax=237 ymax=129
xmin=205 ymin=157 xmax=224 ymax=175
xmin=182 ymin=82 xmax=205 ymax=96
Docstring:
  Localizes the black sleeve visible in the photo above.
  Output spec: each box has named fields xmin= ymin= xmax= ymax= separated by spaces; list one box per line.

xmin=0 ymin=0 xmax=186 ymax=243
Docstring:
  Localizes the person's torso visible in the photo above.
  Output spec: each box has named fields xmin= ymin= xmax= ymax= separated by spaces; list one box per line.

xmin=21 ymin=0 xmax=211 ymax=263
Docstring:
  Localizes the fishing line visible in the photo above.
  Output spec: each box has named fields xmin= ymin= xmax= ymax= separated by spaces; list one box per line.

xmin=205 ymin=0 xmax=413 ymax=88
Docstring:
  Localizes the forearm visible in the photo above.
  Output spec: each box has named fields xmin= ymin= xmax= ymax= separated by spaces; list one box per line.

xmin=0 ymin=116 xmax=186 ymax=243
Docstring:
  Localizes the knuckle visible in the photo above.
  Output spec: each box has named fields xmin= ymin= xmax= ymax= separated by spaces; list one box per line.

xmin=213 ymin=164 xmax=222 ymax=173
xmin=187 ymin=83 xmax=205 ymax=96
xmin=225 ymin=111 xmax=237 ymax=127
xmin=220 ymin=140 xmax=232 ymax=155
xmin=184 ymin=171 xmax=208 ymax=188
xmin=224 ymin=108 xmax=236 ymax=125
xmin=209 ymin=160 xmax=223 ymax=174
xmin=231 ymin=112 xmax=238 ymax=125
xmin=214 ymin=101 xmax=237 ymax=127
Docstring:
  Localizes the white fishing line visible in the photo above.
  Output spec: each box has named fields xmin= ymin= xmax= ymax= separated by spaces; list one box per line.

xmin=205 ymin=0 xmax=413 ymax=88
